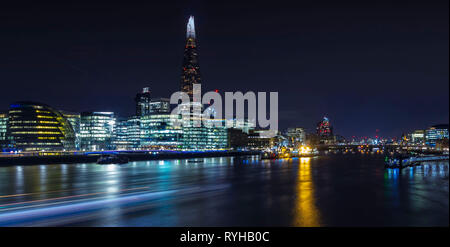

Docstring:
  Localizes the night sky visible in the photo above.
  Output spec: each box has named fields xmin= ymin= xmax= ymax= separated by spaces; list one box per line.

xmin=0 ymin=0 xmax=448 ymax=138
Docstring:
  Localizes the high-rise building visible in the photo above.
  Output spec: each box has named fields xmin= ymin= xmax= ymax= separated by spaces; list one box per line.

xmin=80 ymin=112 xmax=115 ymax=151
xmin=317 ymin=117 xmax=332 ymax=137
xmin=6 ymin=102 xmax=75 ymax=152
xmin=317 ymin=116 xmax=333 ymax=144
xmin=175 ymin=16 xmax=228 ymax=150
xmin=181 ymin=16 xmax=201 ymax=99
xmin=150 ymin=98 xmax=171 ymax=114
xmin=135 ymin=87 xmax=151 ymax=116
xmin=0 ymin=111 xmax=8 ymax=149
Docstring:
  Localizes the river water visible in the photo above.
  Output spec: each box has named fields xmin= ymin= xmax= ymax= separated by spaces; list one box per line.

xmin=0 ymin=154 xmax=448 ymax=226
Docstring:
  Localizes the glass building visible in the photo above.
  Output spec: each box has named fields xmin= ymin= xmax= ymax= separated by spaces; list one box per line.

xmin=6 ymin=102 xmax=75 ymax=152
xmin=126 ymin=116 xmax=141 ymax=149
xmin=113 ymin=118 xmax=130 ymax=150
xmin=61 ymin=111 xmax=81 ymax=150
xmin=140 ymin=114 xmax=182 ymax=150
xmin=80 ymin=112 xmax=115 ymax=151
xmin=135 ymin=87 xmax=151 ymax=116
xmin=179 ymin=114 xmax=228 ymax=150
xmin=204 ymin=119 xmax=228 ymax=150
xmin=181 ymin=16 xmax=201 ymax=99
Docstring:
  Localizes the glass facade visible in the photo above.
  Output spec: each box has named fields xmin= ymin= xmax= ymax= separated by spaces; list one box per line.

xmin=80 ymin=112 xmax=115 ymax=151
xmin=180 ymin=117 xmax=228 ymax=151
xmin=61 ymin=111 xmax=81 ymax=150
xmin=181 ymin=16 xmax=201 ymax=99
xmin=127 ymin=116 xmax=141 ymax=149
xmin=6 ymin=102 xmax=75 ymax=151
xmin=113 ymin=118 xmax=130 ymax=150
xmin=135 ymin=87 xmax=151 ymax=116
xmin=113 ymin=116 xmax=141 ymax=150
xmin=140 ymin=114 xmax=182 ymax=150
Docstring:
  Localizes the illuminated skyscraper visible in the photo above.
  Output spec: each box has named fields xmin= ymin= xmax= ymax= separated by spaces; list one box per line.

xmin=181 ymin=16 xmax=201 ymax=99
xmin=317 ymin=117 xmax=333 ymax=137
xmin=175 ymin=16 xmax=228 ymax=150
xmin=317 ymin=116 xmax=334 ymax=144
xmin=135 ymin=87 xmax=151 ymax=116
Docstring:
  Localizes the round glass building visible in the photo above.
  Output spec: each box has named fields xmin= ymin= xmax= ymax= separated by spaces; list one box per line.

xmin=7 ymin=102 xmax=76 ymax=152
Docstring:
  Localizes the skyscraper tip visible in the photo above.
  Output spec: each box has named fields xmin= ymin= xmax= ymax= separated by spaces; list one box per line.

xmin=187 ymin=15 xmax=196 ymax=39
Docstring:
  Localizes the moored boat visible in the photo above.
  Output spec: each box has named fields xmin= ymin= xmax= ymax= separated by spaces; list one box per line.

xmin=97 ymin=154 xmax=129 ymax=165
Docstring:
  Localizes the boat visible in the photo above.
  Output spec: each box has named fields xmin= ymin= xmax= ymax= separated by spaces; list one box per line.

xmin=97 ymin=154 xmax=129 ymax=165
xmin=188 ymin=159 xmax=204 ymax=163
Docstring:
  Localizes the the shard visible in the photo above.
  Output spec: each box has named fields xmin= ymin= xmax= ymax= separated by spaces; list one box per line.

xmin=181 ymin=16 xmax=201 ymax=99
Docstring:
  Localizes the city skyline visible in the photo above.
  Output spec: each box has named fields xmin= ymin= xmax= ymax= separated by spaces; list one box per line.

xmin=0 ymin=1 xmax=448 ymax=231
xmin=0 ymin=1 xmax=448 ymax=139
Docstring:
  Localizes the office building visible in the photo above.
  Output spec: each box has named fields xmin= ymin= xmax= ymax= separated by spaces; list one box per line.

xmin=6 ymin=102 xmax=75 ymax=151
xmin=317 ymin=116 xmax=334 ymax=144
xmin=61 ymin=111 xmax=81 ymax=150
xmin=80 ymin=112 xmax=115 ymax=151
xmin=140 ymin=114 xmax=182 ymax=150
xmin=135 ymin=87 xmax=151 ymax=116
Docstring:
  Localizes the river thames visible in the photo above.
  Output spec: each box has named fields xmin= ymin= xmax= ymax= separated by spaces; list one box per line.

xmin=0 ymin=154 xmax=448 ymax=226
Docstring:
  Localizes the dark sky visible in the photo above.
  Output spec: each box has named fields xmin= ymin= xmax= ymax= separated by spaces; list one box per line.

xmin=0 ymin=0 xmax=448 ymax=138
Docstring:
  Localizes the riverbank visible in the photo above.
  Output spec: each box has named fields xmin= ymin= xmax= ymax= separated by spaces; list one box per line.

xmin=0 ymin=150 xmax=261 ymax=166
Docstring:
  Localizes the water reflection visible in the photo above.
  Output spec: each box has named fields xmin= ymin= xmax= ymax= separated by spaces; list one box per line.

xmin=293 ymin=157 xmax=321 ymax=226
xmin=384 ymin=162 xmax=449 ymax=180
xmin=0 ymin=156 xmax=447 ymax=226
